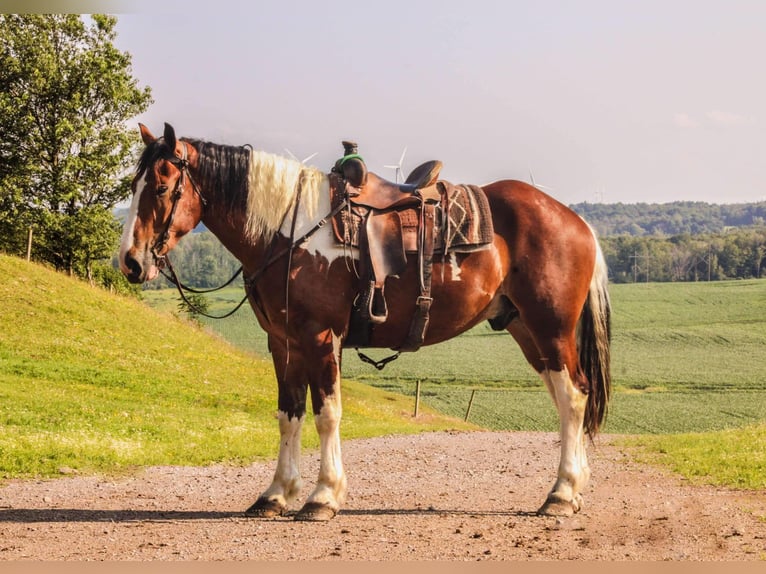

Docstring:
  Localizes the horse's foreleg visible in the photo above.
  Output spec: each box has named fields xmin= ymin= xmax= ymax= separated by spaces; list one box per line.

xmin=538 ymin=365 xmax=591 ymax=517
xmin=246 ymin=338 xmax=307 ymax=518
xmin=295 ymin=330 xmax=347 ymax=521
xmin=245 ymin=411 xmax=304 ymax=517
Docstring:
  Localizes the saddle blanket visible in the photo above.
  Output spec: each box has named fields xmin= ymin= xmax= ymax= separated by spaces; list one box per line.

xmin=331 ymin=181 xmax=494 ymax=253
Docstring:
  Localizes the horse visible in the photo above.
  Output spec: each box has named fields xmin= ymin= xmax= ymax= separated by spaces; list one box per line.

xmin=119 ymin=122 xmax=611 ymax=521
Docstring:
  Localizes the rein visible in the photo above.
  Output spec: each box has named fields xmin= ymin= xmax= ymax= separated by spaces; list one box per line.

xmin=160 ymin=257 xmax=249 ymax=320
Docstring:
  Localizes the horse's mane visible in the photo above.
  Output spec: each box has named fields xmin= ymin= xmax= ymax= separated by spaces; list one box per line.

xmin=245 ymin=151 xmax=326 ymax=241
xmin=184 ymin=139 xmax=326 ymax=242
xmin=135 ymin=137 xmax=166 ymax=179
xmin=136 ymin=137 xmax=325 ymax=242
xmin=184 ymin=138 xmax=252 ymax=217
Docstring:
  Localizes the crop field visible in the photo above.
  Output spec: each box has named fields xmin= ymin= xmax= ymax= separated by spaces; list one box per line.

xmin=142 ymin=278 xmax=766 ymax=435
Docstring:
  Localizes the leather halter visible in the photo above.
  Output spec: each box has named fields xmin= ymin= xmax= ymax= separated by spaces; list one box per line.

xmin=150 ymin=140 xmax=205 ymax=260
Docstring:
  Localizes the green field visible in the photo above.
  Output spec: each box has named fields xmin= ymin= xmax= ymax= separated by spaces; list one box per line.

xmin=144 ymin=279 xmax=766 ymax=435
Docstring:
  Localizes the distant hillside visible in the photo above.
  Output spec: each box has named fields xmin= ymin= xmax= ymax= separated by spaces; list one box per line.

xmin=571 ymin=201 xmax=766 ymax=236
xmin=0 ymin=255 xmax=469 ymax=478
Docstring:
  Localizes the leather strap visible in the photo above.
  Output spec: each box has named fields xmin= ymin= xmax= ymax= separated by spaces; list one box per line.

xmin=399 ymin=201 xmax=436 ymax=352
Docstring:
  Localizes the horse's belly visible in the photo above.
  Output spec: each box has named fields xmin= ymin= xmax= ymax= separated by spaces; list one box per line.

xmin=363 ymin=250 xmax=504 ymax=348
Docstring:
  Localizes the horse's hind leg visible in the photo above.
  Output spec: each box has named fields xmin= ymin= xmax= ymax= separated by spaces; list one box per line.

xmin=538 ymin=360 xmax=591 ymax=516
xmin=507 ymin=321 xmax=590 ymax=516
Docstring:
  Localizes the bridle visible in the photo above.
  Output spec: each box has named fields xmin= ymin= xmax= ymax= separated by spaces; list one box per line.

xmin=147 ymin=139 xmax=248 ymax=320
xmin=150 ymin=140 xmax=206 ymax=260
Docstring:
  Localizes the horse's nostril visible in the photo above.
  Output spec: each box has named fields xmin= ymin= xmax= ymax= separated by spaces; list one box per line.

xmin=124 ymin=254 xmax=142 ymax=279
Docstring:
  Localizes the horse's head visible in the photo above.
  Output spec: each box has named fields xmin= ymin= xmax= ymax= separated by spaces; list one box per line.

xmin=119 ymin=123 xmax=204 ymax=284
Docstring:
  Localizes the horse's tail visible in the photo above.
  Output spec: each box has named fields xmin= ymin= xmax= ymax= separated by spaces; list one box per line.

xmin=580 ymin=227 xmax=612 ymax=438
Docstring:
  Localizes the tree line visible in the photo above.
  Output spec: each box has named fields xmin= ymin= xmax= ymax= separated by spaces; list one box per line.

xmin=572 ymin=202 xmax=766 ymax=282
xmin=599 ymin=227 xmax=765 ymax=283
xmin=572 ymin=201 xmax=766 ymax=236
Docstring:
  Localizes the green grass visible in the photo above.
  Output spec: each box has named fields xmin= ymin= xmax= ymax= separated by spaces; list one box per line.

xmin=623 ymin=424 xmax=766 ymax=490
xmin=0 ymin=255 xmax=473 ymax=479
xmin=610 ymin=281 xmax=766 ymax=391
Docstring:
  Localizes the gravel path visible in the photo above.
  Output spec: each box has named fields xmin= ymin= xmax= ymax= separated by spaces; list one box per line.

xmin=0 ymin=431 xmax=764 ymax=560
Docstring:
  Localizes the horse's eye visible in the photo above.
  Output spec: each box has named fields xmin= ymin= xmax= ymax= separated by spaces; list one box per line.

xmin=157 ymin=185 xmax=169 ymax=196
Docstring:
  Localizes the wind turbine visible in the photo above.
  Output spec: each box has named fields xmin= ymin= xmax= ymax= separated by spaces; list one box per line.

xmin=284 ymin=148 xmax=318 ymax=165
xmin=385 ymin=146 xmax=407 ymax=183
xmin=528 ymin=166 xmax=554 ymax=192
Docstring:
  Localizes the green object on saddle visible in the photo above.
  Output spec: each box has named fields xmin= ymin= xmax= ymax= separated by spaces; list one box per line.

xmin=338 ymin=152 xmax=364 ymax=166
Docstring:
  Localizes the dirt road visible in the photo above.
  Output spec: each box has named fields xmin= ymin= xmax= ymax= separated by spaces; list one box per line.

xmin=0 ymin=431 xmax=764 ymax=560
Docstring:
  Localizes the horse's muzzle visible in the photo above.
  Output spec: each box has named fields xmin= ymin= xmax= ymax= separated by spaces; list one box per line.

xmin=122 ymin=252 xmax=159 ymax=284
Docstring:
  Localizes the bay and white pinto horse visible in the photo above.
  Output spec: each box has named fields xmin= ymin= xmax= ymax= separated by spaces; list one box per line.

xmin=120 ymin=123 xmax=611 ymax=521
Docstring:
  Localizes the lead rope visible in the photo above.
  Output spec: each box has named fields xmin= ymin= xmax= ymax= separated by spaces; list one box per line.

xmin=282 ymin=178 xmax=304 ymax=373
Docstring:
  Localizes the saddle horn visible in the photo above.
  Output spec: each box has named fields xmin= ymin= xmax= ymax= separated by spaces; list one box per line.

xmin=334 ymin=140 xmax=368 ymax=188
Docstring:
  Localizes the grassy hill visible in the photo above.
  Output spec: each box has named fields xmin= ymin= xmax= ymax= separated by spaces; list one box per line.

xmin=0 ymin=254 xmax=472 ymax=479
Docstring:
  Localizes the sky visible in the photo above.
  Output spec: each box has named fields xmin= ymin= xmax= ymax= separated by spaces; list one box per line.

xmin=109 ymin=0 xmax=766 ymax=205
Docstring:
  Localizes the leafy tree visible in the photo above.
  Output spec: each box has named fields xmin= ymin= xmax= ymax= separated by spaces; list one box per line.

xmin=0 ymin=14 xmax=151 ymax=279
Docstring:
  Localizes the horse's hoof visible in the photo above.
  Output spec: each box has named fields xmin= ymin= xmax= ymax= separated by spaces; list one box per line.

xmin=294 ymin=501 xmax=337 ymax=522
xmin=244 ymin=497 xmax=286 ymax=518
xmin=537 ymin=495 xmax=579 ymax=517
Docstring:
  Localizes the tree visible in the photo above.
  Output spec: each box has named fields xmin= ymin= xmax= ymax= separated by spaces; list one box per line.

xmin=177 ymin=293 xmax=210 ymax=327
xmin=0 ymin=14 xmax=152 ymax=277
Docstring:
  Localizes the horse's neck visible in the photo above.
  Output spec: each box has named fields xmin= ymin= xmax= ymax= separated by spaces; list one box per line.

xmin=200 ymin=208 xmax=265 ymax=270
xmin=200 ymin=178 xmax=332 ymax=271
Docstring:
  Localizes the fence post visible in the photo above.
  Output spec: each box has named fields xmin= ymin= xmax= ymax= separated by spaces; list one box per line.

xmin=464 ymin=389 xmax=477 ymax=422
xmin=414 ymin=379 xmax=421 ymax=418
xmin=26 ymin=226 xmax=33 ymax=261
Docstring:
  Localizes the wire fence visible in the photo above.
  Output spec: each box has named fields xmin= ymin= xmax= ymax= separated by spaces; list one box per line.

xmin=393 ymin=379 xmax=766 ymax=435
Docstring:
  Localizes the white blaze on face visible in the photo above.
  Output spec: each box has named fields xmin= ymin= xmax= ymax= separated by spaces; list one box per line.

xmin=118 ymin=177 xmax=145 ymax=275
xmin=119 ymin=175 xmax=159 ymax=281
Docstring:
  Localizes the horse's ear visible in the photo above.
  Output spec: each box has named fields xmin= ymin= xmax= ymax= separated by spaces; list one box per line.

xmin=139 ymin=123 xmax=156 ymax=146
xmin=163 ymin=122 xmax=177 ymax=150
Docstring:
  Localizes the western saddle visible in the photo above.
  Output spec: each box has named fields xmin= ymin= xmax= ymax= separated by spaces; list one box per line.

xmin=330 ymin=141 xmax=493 ymax=358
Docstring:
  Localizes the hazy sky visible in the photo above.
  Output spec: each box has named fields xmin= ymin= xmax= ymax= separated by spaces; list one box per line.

xmin=112 ymin=0 xmax=766 ymax=205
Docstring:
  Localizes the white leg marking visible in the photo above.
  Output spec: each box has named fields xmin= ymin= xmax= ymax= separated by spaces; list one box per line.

xmin=541 ymin=367 xmax=590 ymax=505
xmin=307 ymin=396 xmax=346 ymax=509
xmin=259 ymin=411 xmax=304 ymax=507
xmin=118 ymin=177 xmax=146 ymax=275
xmin=306 ymin=334 xmax=347 ymax=510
